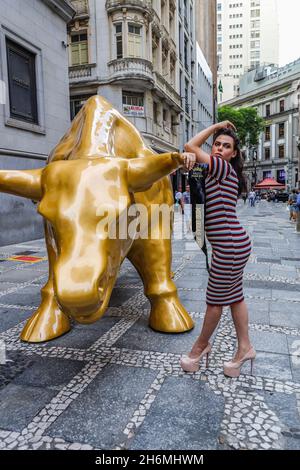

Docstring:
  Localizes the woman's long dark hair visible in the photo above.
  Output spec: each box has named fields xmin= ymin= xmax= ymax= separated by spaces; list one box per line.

xmin=212 ymin=128 xmax=247 ymax=195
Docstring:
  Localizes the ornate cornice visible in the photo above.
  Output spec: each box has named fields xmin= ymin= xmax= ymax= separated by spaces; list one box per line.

xmin=41 ymin=0 xmax=75 ymax=21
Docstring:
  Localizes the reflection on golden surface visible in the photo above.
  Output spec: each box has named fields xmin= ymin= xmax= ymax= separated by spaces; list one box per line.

xmin=0 ymin=96 xmax=194 ymax=342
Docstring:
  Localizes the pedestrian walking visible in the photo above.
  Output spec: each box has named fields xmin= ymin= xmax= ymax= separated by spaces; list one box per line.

xmin=241 ymin=192 xmax=247 ymax=204
xmin=248 ymin=190 xmax=256 ymax=207
xmin=180 ymin=121 xmax=255 ymax=378
xmin=288 ymin=189 xmax=297 ymax=222
xmin=175 ymin=190 xmax=184 ymax=215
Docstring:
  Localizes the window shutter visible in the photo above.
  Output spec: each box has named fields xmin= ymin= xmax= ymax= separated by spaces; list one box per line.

xmin=6 ymin=39 xmax=37 ymax=123
xmin=71 ymin=43 xmax=80 ymax=65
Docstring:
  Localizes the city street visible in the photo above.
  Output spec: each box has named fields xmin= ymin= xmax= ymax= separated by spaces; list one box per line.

xmin=0 ymin=200 xmax=299 ymax=450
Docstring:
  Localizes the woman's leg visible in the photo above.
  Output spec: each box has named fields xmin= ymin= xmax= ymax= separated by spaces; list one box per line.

xmin=230 ymin=300 xmax=252 ymax=360
xmin=189 ymin=304 xmax=223 ymax=358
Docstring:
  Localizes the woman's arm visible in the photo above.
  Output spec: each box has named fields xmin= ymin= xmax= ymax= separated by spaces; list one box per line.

xmin=184 ymin=121 xmax=237 ymax=166
xmin=184 ymin=124 xmax=219 ymax=165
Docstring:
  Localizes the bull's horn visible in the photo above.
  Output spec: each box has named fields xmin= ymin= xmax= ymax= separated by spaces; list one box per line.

xmin=0 ymin=169 xmax=43 ymax=201
xmin=128 ymin=152 xmax=184 ymax=192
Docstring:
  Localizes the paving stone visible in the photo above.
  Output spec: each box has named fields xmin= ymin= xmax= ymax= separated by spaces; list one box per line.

xmin=46 ymin=364 xmax=157 ymax=448
xmin=0 ymin=286 xmax=42 ymax=308
xmin=13 ymin=356 xmax=84 ymax=389
xmin=0 ymin=269 xmax=47 ymax=283
xmin=0 ymin=307 xmax=32 ymax=333
xmin=114 ymin=316 xmax=205 ymax=354
xmin=253 ymin=353 xmax=292 ymax=381
xmin=269 ymin=305 xmax=300 ymax=329
xmin=0 ymin=384 xmax=56 ymax=431
xmin=129 ymin=377 xmax=225 ymax=450
xmin=108 ymin=288 xmax=138 ymax=307
xmin=42 ymin=317 xmax=121 ymax=349
xmin=250 ymin=330 xmax=289 ymax=354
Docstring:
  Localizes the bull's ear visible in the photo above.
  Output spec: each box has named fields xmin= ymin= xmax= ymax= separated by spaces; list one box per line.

xmin=128 ymin=152 xmax=184 ymax=192
xmin=0 ymin=169 xmax=43 ymax=201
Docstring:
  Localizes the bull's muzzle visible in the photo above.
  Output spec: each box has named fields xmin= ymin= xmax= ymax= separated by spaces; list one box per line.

xmin=54 ymin=262 xmax=108 ymax=318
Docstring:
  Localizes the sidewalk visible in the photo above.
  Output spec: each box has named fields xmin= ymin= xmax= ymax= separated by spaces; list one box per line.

xmin=0 ymin=200 xmax=299 ymax=450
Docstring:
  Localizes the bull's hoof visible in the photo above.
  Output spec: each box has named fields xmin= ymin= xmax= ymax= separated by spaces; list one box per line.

xmin=20 ymin=301 xmax=70 ymax=343
xmin=149 ymin=294 xmax=194 ymax=333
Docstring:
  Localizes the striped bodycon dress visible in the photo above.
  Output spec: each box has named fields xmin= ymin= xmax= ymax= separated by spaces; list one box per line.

xmin=205 ymin=155 xmax=251 ymax=306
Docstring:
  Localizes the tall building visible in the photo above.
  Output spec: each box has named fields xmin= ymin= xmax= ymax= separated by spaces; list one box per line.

xmin=68 ymin=0 xmax=181 ymax=155
xmin=195 ymin=45 xmax=214 ymax=155
xmin=0 ymin=0 xmax=74 ymax=245
xmin=195 ymin=0 xmax=217 ymax=117
xmin=222 ymin=59 xmax=300 ymax=191
xmin=177 ymin=0 xmax=196 ymax=154
xmin=176 ymin=0 xmax=214 ymax=191
xmin=217 ymin=0 xmax=279 ymax=103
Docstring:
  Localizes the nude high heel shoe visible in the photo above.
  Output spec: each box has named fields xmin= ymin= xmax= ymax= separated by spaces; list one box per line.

xmin=180 ymin=343 xmax=212 ymax=372
xmin=223 ymin=347 xmax=256 ymax=378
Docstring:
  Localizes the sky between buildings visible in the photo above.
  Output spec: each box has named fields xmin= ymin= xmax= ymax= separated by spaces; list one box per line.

xmin=278 ymin=0 xmax=300 ymax=66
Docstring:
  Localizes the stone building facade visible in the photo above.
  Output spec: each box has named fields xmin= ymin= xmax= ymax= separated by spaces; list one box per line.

xmin=0 ymin=0 xmax=74 ymax=245
xmin=223 ymin=60 xmax=300 ymax=190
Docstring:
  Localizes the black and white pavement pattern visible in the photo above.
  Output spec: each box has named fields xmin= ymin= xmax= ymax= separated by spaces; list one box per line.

xmin=0 ymin=200 xmax=299 ymax=450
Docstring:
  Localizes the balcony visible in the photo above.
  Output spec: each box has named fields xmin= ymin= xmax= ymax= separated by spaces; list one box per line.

xmin=69 ymin=0 xmax=89 ymax=18
xmin=105 ymin=0 xmax=152 ymax=15
xmin=69 ymin=63 xmax=96 ymax=81
xmin=108 ymin=58 xmax=154 ymax=86
xmin=153 ymin=72 xmax=181 ymax=111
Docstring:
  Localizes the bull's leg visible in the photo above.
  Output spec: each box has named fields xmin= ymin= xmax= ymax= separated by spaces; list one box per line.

xmin=127 ymin=238 xmax=194 ymax=333
xmin=20 ymin=222 xmax=70 ymax=342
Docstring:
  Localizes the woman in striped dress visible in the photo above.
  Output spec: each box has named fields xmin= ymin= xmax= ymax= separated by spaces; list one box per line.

xmin=180 ymin=121 xmax=256 ymax=378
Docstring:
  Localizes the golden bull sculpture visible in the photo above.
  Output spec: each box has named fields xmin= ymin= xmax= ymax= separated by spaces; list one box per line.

xmin=0 ymin=96 xmax=194 ymax=342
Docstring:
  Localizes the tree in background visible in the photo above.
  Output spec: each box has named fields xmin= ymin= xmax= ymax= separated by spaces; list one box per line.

xmin=218 ymin=106 xmax=265 ymax=147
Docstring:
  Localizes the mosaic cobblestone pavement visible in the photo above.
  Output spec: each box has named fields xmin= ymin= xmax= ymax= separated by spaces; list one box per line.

xmin=0 ymin=200 xmax=300 ymax=450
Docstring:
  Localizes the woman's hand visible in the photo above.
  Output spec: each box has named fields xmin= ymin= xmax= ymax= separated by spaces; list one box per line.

xmin=216 ymin=120 xmax=237 ymax=132
xmin=182 ymin=152 xmax=196 ymax=171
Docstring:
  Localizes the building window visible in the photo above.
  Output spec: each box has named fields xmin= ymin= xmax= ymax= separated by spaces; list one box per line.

xmin=70 ymin=32 xmax=88 ymax=65
xmin=265 ymin=126 xmax=270 ymax=141
xmin=279 ymin=99 xmax=285 ymax=112
xmin=277 ymin=168 xmax=285 ymax=184
xmin=263 ymin=170 xmax=272 ymax=178
xmin=278 ymin=145 xmax=285 ymax=159
xmin=153 ymin=101 xmax=158 ymax=124
xmin=184 ymin=35 xmax=188 ymax=71
xmin=185 ymin=119 xmax=189 ymax=142
xmin=278 ymin=122 xmax=285 ymax=138
xmin=70 ymin=95 xmax=89 ymax=120
xmin=128 ymin=24 xmax=142 ymax=58
xmin=115 ymin=24 xmax=123 ymax=59
xmin=264 ymin=147 xmax=270 ymax=160
xmin=6 ymin=39 xmax=38 ymax=124
xmin=251 ymin=30 xmax=260 ymax=38
xmin=250 ymin=50 xmax=260 ymax=59
xmin=152 ymin=32 xmax=159 ymax=68
xmin=122 ymin=91 xmax=144 ymax=116
xmin=265 ymin=104 xmax=270 ymax=117
xmin=250 ymin=40 xmax=260 ymax=49
xmin=251 ymin=20 xmax=260 ymax=28
xmin=171 ymin=115 xmax=177 ymax=135
xmin=185 ymin=79 xmax=189 ymax=113
xmin=170 ymin=55 xmax=176 ymax=86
